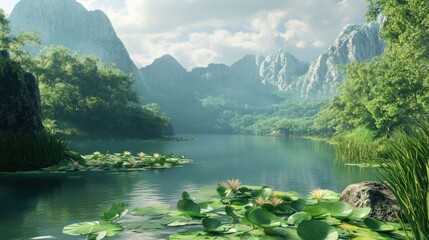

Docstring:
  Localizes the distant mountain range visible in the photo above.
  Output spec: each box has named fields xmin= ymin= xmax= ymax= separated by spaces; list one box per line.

xmin=8 ymin=0 xmax=386 ymax=132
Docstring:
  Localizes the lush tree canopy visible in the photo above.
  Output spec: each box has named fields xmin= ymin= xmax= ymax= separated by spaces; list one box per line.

xmin=28 ymin=46 xmax=172 ymax=138
xmin=316 ymin=0 xmax=429 ymax=137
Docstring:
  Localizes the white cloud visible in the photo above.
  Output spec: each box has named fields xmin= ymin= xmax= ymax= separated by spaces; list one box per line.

xmin=1 ymin=0 xmax=368 ymax=69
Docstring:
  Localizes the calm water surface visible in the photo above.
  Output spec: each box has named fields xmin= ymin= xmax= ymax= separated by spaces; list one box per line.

xmin=0 ymin=135 xmax=376 ymax=239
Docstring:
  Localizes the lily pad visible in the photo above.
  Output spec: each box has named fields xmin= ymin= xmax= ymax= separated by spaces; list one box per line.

xmin=291 ymin=199 xmax=307 ymax=212
xmin=324 ymin=201 xmax=353 ymax=219
xmin=364 ymin=217 xmax=396 ymax=232
xmin=63 ymin=221 xmax=122 ymax=237
xmin=303 ymin=205 xmax=329 ymax=218
xmin=177 ymin=199 xmax=201 ymax=214
xmin=349 ymin=207 xmax=371 ymax=221
xmin=297 ymin=220 xmax=338 ymax=240
xmin=245 ymin=208 xmax=281 ymax=229
xmin=100 ymin=203 xmax=128 ymax=222
xmin=287 ymin=212 xmax=312 ymax=225
xmin=202 ymin=218 xmax=222 ymax=232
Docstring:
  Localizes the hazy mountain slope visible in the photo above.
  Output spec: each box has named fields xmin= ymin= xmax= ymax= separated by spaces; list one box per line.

xmin=298 ymin=21 xmax=385 ymax=98
xmin=9 ymin=0 xmax=146 ymax=94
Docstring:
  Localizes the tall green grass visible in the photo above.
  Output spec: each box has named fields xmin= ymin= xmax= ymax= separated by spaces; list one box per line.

xmin=0 ymin=133 xmax=67 ymax=172
xmin=333 ymin=127 xmax=382 ymax=162
xmin=381 ymin=122 xmax=429 ymax=240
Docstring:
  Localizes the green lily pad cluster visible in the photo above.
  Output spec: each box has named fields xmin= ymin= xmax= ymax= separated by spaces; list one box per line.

xmin=62 ymin=180 xmax=409 ymax=239
xmin=63 ymin=203 xmax=127 ymax=240
xmin=40 ymin=151 xmax=191 ymax=172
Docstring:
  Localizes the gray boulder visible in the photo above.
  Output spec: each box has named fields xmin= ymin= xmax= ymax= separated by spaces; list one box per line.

xmin=340 ymin=181 xmax=400 ymax=221
xmin=0 ymin=51 xmax=44 ymax=137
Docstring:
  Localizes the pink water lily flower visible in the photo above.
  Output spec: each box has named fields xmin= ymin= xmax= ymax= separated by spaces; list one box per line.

xmin=218 ymin=181 xmax=229 ymax=189
xmin=227 ymin=179 xmax=241 ymax=192
xmin=270 ymin=197 xmax=283 ymax=207
xmin=255 ymin=196 xmax=268 ymax=206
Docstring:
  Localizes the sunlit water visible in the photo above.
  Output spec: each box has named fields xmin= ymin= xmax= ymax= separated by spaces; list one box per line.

xmin=0 ymin=135 xmax=377 ymax=239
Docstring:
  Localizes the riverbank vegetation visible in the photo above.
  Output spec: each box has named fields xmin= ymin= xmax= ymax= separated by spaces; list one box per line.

xmin=62 ymin=180 xmax=409 ymax=239
xmin=27 ymin=46 xmax=172 ymax=139
xmin=314 ymin=1 xmax=429 ymax=239
xmin=0 ymin=133 xmax=67 ymax=172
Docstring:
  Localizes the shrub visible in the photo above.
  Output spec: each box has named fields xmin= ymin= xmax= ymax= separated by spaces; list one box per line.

xmin=0 ymin=132 xmax=67 ymax=172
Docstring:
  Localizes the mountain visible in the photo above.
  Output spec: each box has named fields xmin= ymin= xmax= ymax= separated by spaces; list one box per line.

xmin=141 ymin=54 xmax=280 ymax=133
xmin=298 ymin=21 xmax=385 ymax=98
xmin=8 ymin=0 xmax=146 ymax=94
xmin=256 ymin=21 xmax=384 ymax=98
xmin=259 ymin=49 xmax=310 ymax=92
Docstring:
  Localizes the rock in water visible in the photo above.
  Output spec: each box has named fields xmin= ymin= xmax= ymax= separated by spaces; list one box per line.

xmin=340 ymin=181 xmax=400 ymax=221
xmin=0 ymin=51 xmax=44 ymax=136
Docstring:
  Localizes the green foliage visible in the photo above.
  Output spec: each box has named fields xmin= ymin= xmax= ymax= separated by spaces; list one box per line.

xmin=199 ymin=96 xmax=327 ymax=135
xmin=63 ymin=203 xmax=126 ymax=240
xmin=318 ymin=1 xmax=429 ymax=137
xmin=332 ymin=127 xmax=383 ymax=162
xmin=380 ymin=121 xmax=429 ymax=240
xmin=0 ymin=133 xmax=67 ymax=172
xmin=28 ymin=46 xmax=171 ymax=139
xmin=0 ymin=8 xmax=40 ymax=63
xmin=63 ymin=181 xmax=410 ymax=239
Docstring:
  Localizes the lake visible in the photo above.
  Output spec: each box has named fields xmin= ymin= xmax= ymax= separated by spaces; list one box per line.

xmin=0 ymin=135 xmax=376 ymax=239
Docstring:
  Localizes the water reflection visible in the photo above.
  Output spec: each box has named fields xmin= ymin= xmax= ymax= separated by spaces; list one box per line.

xmin=0 ymin=135 xmax=376 ymax=239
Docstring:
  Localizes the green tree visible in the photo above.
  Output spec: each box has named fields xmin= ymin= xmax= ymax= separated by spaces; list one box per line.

xmin=29 ymin=46 xmax=171 ymax=138
xmin=0 ymin=9 xmax=40 ymax=62
xmin=316 ymin=0 xmax=429 ymax=136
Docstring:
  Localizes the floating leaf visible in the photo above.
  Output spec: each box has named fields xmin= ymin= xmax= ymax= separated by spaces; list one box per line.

xmin=364 ymin=217 xmax=396 ymax=232
xmin=303 ymin=205 xmax=329 ymax=218
xmin=246 ymin=208 xmax=281 ymax=229
xmin=264 ymin=227 xmax=300 ymax=238
xmin=202 ymin=218 xmax=222 ymax=232
xmin=349 ymin=207 xmax=371 ymax=221
xmin=287 ymin=212 xmax=312 ymax=225
xmin=177 ymin=199 xmax=201 ymax=213
xmin=297 ymin=220 xmax=338 ymax=240
xmin=324 ymin=201 xmax=353 ymax=219
xmin=291 ymin=199 xmax=307 ymax=212
xmin=100 ymin=203 xmax=128 ymax=222
xmin=130 ymin=204 xmax=170 ymax=216
xmin=63 ymin=221 xmax=122 ymax=237
xmin=225 ymin=206 xmax=239 ymax=218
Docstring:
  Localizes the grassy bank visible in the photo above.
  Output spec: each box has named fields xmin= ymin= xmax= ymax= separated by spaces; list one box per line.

xmin=0 ymin=132 xmax=67 ymax=172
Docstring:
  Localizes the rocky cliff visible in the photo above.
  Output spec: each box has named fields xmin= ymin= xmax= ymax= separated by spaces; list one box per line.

xmin=9 ymin=0 xmax=146 ymax=94
xmin=298 ymin=21 xmax=385 ymax=98
xmin=0 ymin=51 xmax=44 ymax=136
xmin=259 ymin=49 xmax=309 ymax=92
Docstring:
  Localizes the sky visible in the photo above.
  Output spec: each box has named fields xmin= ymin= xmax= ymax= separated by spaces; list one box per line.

xmin=1 ymin=0 xmax=368 ymax=69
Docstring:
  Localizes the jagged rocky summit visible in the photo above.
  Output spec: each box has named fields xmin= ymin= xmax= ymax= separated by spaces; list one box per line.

xmin=9 ymin=0 xmax=146 ymax=94
xmin=0 ymin=51 xmax=44 ymax=137
xmin=259 ymin=49 xmax=309 ymax=92
xmin=259 ymin=21 xmax=385 ymax=98
xmin=298 ymin=21 xmax=385 ymax=98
